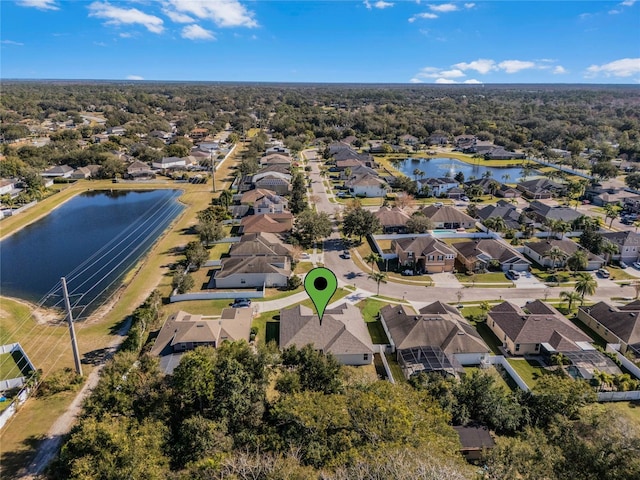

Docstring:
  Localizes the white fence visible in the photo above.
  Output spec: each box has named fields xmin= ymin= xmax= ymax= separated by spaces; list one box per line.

xmin=377 ymin=345 xmax=395 ymax=384
xmin=0 ymin=343 xmax=36 ymax=391
xmin=597 ymin=391 xmax=640 ymax=402
xmin=0 ymin=385 xmax=32 ymax=430
xmin=485 ymin=356 xmax=530 ymax=391
xmin=170 ymin=290 xmax=265 ymax=303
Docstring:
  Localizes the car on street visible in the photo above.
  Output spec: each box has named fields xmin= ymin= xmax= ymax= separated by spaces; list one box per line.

xmin=342 ymin=250 xmax=351 ymax=259
xmin=596 ymin=268 xmax=610 ymax=278
xmin=231 ymin=298 xmax=252 ymax=308
xmin=634 ymin=262 xmax=640 ymax=270
xmin=620 ymin=261 xmax=628 ymax=269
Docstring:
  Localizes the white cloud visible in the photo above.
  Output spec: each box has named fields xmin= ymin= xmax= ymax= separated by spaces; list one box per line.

xmin=374 ymin=1 xmax=394 ymax=9
xmin=621 ymin=0 xmax=636 ymax=6
xmin=586 ymin=58 xmax=640 ymax=77
xmin=498 ymin=60 xmax=536 ymax=73
xmin=435 ymin=77 xmax=457 ymax=83
xmin=119 ymin=32 xmax=134 ymax=38
xmin=163 ymin=8 xmax=194 ymax=23
xmin=17 ymin=0 xmax=58 ymax=10
xmin=453 ymin=58 xmax=496 ymax=74
xmin=127 ymin=75 xmax=144 ymax=80
xmin=168 ymin=0 xmax=257 ymax=28
xmin=88 ymin=2 xmax=164 ymax=34
xmin=429 ymin=3 xmax=458 ymax=12
xmin=1 ymin=40 xmax=25 ymax=46
xmin=609 ymin=8 xmax=622 ymax=14
xmin=464 ymin=3 xmax=475 ymax=8
xmin=439 ymin=69 xmax=465 ymax=78
xmin=553 ymin=65 xmax=568 ymax=74
xmin=409 ymin=12 xmax=438 ymax=22
xmin=181 ymin=24 xmax=216 ymax=40
xmin=93 ymin=41 xmax=108 ymax=47
xmin=463 ymin=79 xmax=482 ymax=84
xmin=409 ymin=78 xmax=423 ymax=83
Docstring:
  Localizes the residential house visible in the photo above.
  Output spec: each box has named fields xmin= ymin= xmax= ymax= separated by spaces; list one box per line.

xmin=238 ymin=188 xmax=278 ymax=205
xmin=252 ymin=171 xmax=292 ymax=195
xmin=484 ymin=147 xmax=526 ymax=160
xmin=346 ymin=173 xmax=389 ymax=198
xmin=106 ymin=126 xmax=126 ymax=136
xmin=254 ymin=193 xmax=288 ymax=214
xmin=379 ymin=302 xmax=489 ymax=378
xmin=452 ymin=239 xmax=531 ymax=273
xmin=70 ymin=166 xmax=92 ymax=179
xmin=399 ymin=134 xmax=420 ymax=145
xmin=259 ymin=153 xmax=292 ymax=167
xmin=152 ymin=156 xmax=186 ymax=170
xmin=212 ymin=256 xmax=290 ymax=288
xmin=601 ymin=231 xmax=640 ymax=263
xmin=149 ymin=130 xmax=172 ymax=141
xmin=127 ymin=160 xmax=155 ymax=179
xmin=428 ymin=133 xmax=449 ymax=145
xmin=0 ymin=179 xmax=17 ymax=195
xmin=419 ymin=177 xmax=459 ymax=197
xmin=447 ymin=187 xmax=466 ymax=199
xmin=190 ymin=127 xmax=209 ymax=140
xmin=239 ymin=213 xmax=294 ymax=234
xmin=525 ymin=200 xmax=582 ymax=224
xmin=265 ymin=146 xmax=291 ymax=156
xmin=392 ymin=236 xmax=456 ymax=273
xmin=280 ymin=303 xmax=374 ymax=366
xmin=463 ymin=140 xmax=496 ymax=155
xmin=487 ymin=300 xmax=594 ymax=356
xmin=41 ymin=165 xmax=74 ymax=178
xmin=151 ymin=309 xmax=252 ymax=357
xmin=476 ymin=202 xmax=531 ymax=230
xmin=420 ymin=205 xmax=476 ymax=229
xmin=517 ymin=178 xmax=565 ymax=199
xmin=453 ymin=426 xmax=495 ymax=462
xmin=92 ymin=133 xmax=110 ymax=144
xmin=327 ymin=141 xmax=353 ymax=156
xmin=333 ymin=148 xmax=375 ymax=166
xmin=340 ymin=164 xmax=377 ymax=181
xmin=523 ymin=239 xmax=604 ymax=270
xmin=578 ymin=301 xmax=640 ymax=356
xmin=454 ymin=135 xmax=477 ymax=151
xmin=496 ymin=184 xmax=521 ymax=198
xmin=229 ymin=232 xmax=293 ymax=258
xmin=374 ymin=206 xmax=411 ymax=233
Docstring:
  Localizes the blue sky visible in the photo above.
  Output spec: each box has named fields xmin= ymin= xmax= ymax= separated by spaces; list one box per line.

xmin=1 ymin=0 xmax=639 ymax=83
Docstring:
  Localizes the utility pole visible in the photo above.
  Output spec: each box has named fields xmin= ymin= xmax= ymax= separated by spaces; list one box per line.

xmin=61 ymin=277 xmax=83 ymax=376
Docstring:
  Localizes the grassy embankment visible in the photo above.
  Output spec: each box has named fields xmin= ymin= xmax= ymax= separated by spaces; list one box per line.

xmin=0 ymin=143 xmax=245 ymax=472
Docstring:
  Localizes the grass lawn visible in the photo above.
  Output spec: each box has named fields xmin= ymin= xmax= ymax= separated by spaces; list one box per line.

xmin=262 ymin=286 xmax=304 ymax=301
xmin=475 ymin=322 xmax=503 ymax=355
xmin=507 ymin=358 xmax=547 ymax=389
xmin=252 ymin=309 xmax=279 ymax=345
xmin=603 ymin=401 xmax=640 ymax=429
xmin=163 ymin=298 xmax=238 ymax=317
xmin=568 ymin=315 xmax=608 ymax=348
xmin=0 ymin=352 xmax=28 ymax=380
xmin=606 ymin=265 xmax=638 ymax=281
xmin=355 ymin=298 xmax=392 ymax=344
xmin=294 ymin=262 xmax=314 ymax=275
xmin=207 ymin=242 xmax=231 ymax=260
xmin=455 ymin=271 xmax=511 ymax=283
xmin=385 ymin=353 xmax=407 ymax=383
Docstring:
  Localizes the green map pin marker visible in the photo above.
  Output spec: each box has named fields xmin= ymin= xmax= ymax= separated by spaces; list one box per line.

xmin=304 ymin=267 xmax=338 ymax=324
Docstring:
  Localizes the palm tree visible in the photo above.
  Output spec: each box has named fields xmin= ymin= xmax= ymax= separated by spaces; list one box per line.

xmin=413 ymin=168 xmax=422 ymax=183
xmin=567 ymin=249 xmax=588 ymax=273
xmin=484 ymin=216 xmax=506 ymax=233
xmin=544 ymin=246 xmax=568 ymax=272
xmin=560 ymin=290 xmax=582 ymax=311
xmin=600 ymin=240 xmax=619 ymax=266
xmin=574 ymin=272 xmax=597 ymax=303
xmin=501 ymin=173 xmax=511 ymax=184
xmin=368 ymin=271 xmax=388 ymax=296
xmin=364 ymin=252 xmax=381 ymax=273
xmin=488 ymin=180 xmax=500 ymax=198
xmin=551 ymin=352 xmax=570 ymax=366
xmin=603 ymin=203 xmax=622 ymax=228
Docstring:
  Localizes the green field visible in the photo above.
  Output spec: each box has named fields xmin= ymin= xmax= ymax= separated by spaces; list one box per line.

xmin=507 ymin=358 xmax=547 ymax=389
xmin=0 ymin=352 xmax=29 ymax=380
xmin=356 ymin=298 xmax=391 ymax=344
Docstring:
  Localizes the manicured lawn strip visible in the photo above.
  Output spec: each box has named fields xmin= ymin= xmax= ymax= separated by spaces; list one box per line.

xmin=207 ymin=242 xmax=232 ymax=260
xmin=355 ymin=298 xmax=392 ymax=344
xmin=0 ymin=352 xmax=24 ymax=380
xmin=163 ymin=298 xmax=238 ymax=317
xmin=475 ymin=322 xmax=503 ymax=355
xmin=455 ymin=272 xmax=512 ymax=283
xmin=568 ymin=314 xmax=608 ymax=349
xmin=294 ymin=262 xmax=314 ymax=275
xmin=603 ymin=401 xmax=640 ymax=429
xmin=606 ymin=265 xmax=638 ymax=281
xmin=507 ymin=358 xmax=547 ymax=389
xmin=252 ymin=309 xmax=279 ymax=345
xmin=384 ymin=353 xmax=407 ymax=383
xmin=261 ymin=286 xmax=304 ymax=301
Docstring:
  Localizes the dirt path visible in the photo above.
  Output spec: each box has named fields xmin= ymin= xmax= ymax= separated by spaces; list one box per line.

xmin=18 ymin=317 xmax=131 ymax=479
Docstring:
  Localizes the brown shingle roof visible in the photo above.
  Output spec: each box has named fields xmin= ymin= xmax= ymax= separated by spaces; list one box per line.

xmin=240 ymin=213 xmax=293 ymax=233
xmin=380 ymin=303 xmax=489 ymax=354
xmin=215 ymin=256 xmax=290 ymax=278
xmin=581 ymin=301 xmax=640 ymax=347
xmin=420 ymin=205 xmax=475 ymax=224
xmin=488 ymin=300 xmax=592 ymax=349
xmin=393 ymin=236 xmax=456 ymax=257
xmin=374 ymin=206 xmax=411 ymax=227
xmin=280 ymin=303 xmax=374 ymax=357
